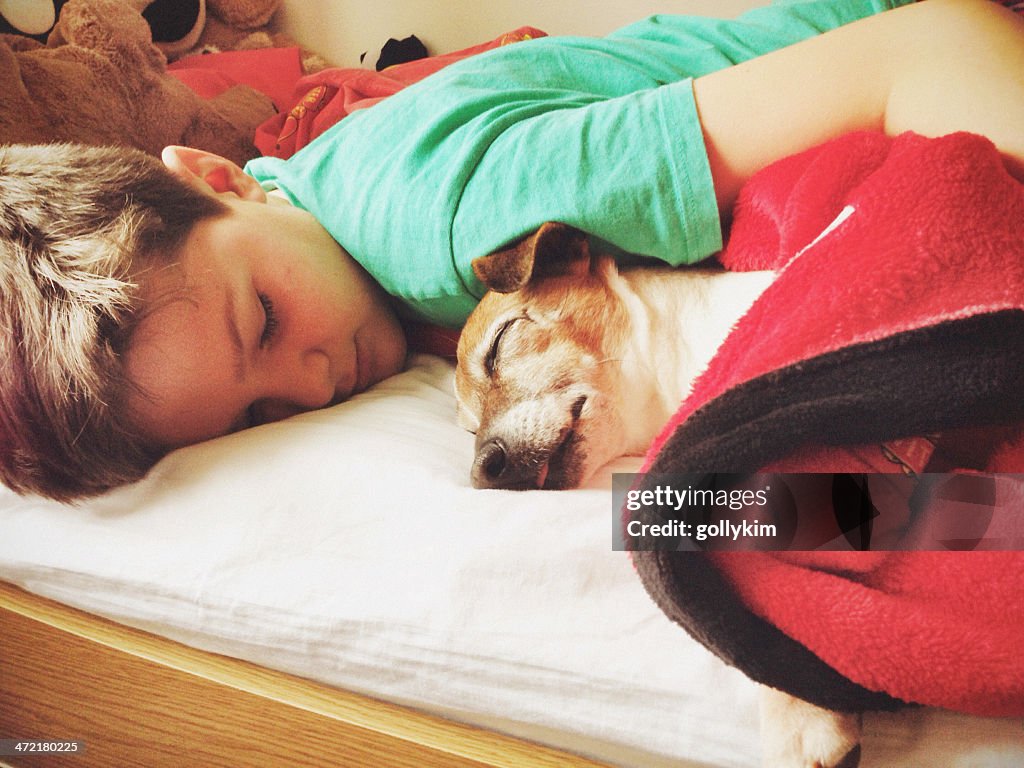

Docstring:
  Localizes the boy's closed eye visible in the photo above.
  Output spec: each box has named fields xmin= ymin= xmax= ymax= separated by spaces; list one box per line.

xmin=258 ymin=292 xmax=279 ymax=348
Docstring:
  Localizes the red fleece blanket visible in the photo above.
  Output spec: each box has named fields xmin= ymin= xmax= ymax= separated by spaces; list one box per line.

xmin=629 ymin=131 xmax=1024 ymax=716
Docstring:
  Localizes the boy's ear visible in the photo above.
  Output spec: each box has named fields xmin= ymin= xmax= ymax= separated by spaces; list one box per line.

xmin=161 ymin=146 xmax=267 ymax=202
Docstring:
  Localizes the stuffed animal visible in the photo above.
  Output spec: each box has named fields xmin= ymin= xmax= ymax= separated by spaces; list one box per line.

xmin=138 ymin=0 xmax=209 ymax=59
xmin=0 ymin=0 xmax=66 ymax=41
xmin=200 ymin=0 xmax=281 ymax=50
xmin=0 ymin=0 xmax=277 ymax=164
xmin=138 ymin=0 xmax=286 ymax=61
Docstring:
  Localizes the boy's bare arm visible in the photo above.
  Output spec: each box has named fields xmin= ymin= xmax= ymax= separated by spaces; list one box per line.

xmin=694 ymin=0 xmax=1024 ymax=215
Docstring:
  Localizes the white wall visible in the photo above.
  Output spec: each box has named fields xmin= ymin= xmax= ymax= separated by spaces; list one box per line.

xmin=276 ymin=0 xmax=764 ymax=67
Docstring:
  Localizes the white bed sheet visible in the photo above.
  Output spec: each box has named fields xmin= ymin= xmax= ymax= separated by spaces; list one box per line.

xmin=1 ymin=355 xmax=1022 ymax=768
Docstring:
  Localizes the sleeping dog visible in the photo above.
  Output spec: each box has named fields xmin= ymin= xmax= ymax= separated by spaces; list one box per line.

xmin=454 ymin=220 xmax=773 ymax=490
xmin=454 ymin=221 xmax=863 ymax=768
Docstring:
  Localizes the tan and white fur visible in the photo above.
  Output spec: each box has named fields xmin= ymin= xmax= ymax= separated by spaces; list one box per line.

xmin=455 ymin=221 xmax=773 ymax=491
xmin=455 ymin=222 xmax=863 ymax=768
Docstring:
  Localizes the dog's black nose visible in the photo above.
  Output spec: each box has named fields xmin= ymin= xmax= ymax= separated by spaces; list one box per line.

xmin=472 ymin=437 xmax=544 ymax=490
xmin=472 ymin=437 xmax=510 ymax=488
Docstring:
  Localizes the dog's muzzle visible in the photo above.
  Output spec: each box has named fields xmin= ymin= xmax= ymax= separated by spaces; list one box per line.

xmin=470 ymin=396 xmax=586 ymax=490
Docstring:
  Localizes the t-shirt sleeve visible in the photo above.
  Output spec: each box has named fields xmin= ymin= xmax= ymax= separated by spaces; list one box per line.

xmin=451 ymin=78 xmax=720 ymax=270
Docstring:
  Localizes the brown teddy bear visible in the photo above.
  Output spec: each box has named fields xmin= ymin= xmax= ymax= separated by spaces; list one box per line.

xmin=141 ymin=0 xmax=285 ymax=60
xmin=0 ymin=0 xmax=280 ymax=165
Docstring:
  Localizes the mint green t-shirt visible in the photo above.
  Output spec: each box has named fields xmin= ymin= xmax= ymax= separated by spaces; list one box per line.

xmin=246 ymin=0 xmax=910 ymax=327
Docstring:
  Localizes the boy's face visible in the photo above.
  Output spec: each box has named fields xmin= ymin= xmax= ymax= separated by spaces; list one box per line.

xmin=124 ymin=148 xmax=407 ymax=448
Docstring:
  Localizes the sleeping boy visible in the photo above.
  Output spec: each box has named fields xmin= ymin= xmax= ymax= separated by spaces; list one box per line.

xmin=1 ymin=0 xmax=1022 ymax=500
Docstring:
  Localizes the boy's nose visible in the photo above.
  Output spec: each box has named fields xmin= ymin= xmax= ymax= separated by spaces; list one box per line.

xmin=250 ymin=349 xmax=335 ymax=425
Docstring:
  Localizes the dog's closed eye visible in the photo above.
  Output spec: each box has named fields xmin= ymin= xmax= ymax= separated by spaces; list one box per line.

xmin=484 ymin=317 xmax=520 ymax=377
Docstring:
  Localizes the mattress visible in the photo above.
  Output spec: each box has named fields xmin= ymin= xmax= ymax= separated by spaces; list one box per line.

xmin=2 ymin=354 xmax=1023 ymax=768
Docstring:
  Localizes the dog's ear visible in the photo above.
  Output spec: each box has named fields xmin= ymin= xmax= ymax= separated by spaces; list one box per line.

xmin=472 ymin=222 xmax=591 ymax=293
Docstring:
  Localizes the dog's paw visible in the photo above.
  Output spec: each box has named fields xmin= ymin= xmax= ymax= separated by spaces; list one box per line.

xmin=759 ymin=686 xmax=863 ymax=768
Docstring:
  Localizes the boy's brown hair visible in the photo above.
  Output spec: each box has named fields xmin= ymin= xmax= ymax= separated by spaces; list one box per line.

xmin=0 ymin=143 xmax=227 ymax=501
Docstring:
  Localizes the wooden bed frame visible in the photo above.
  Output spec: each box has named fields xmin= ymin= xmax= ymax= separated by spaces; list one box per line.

xmin=0 ymin=581 xmax=611 ymax=768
